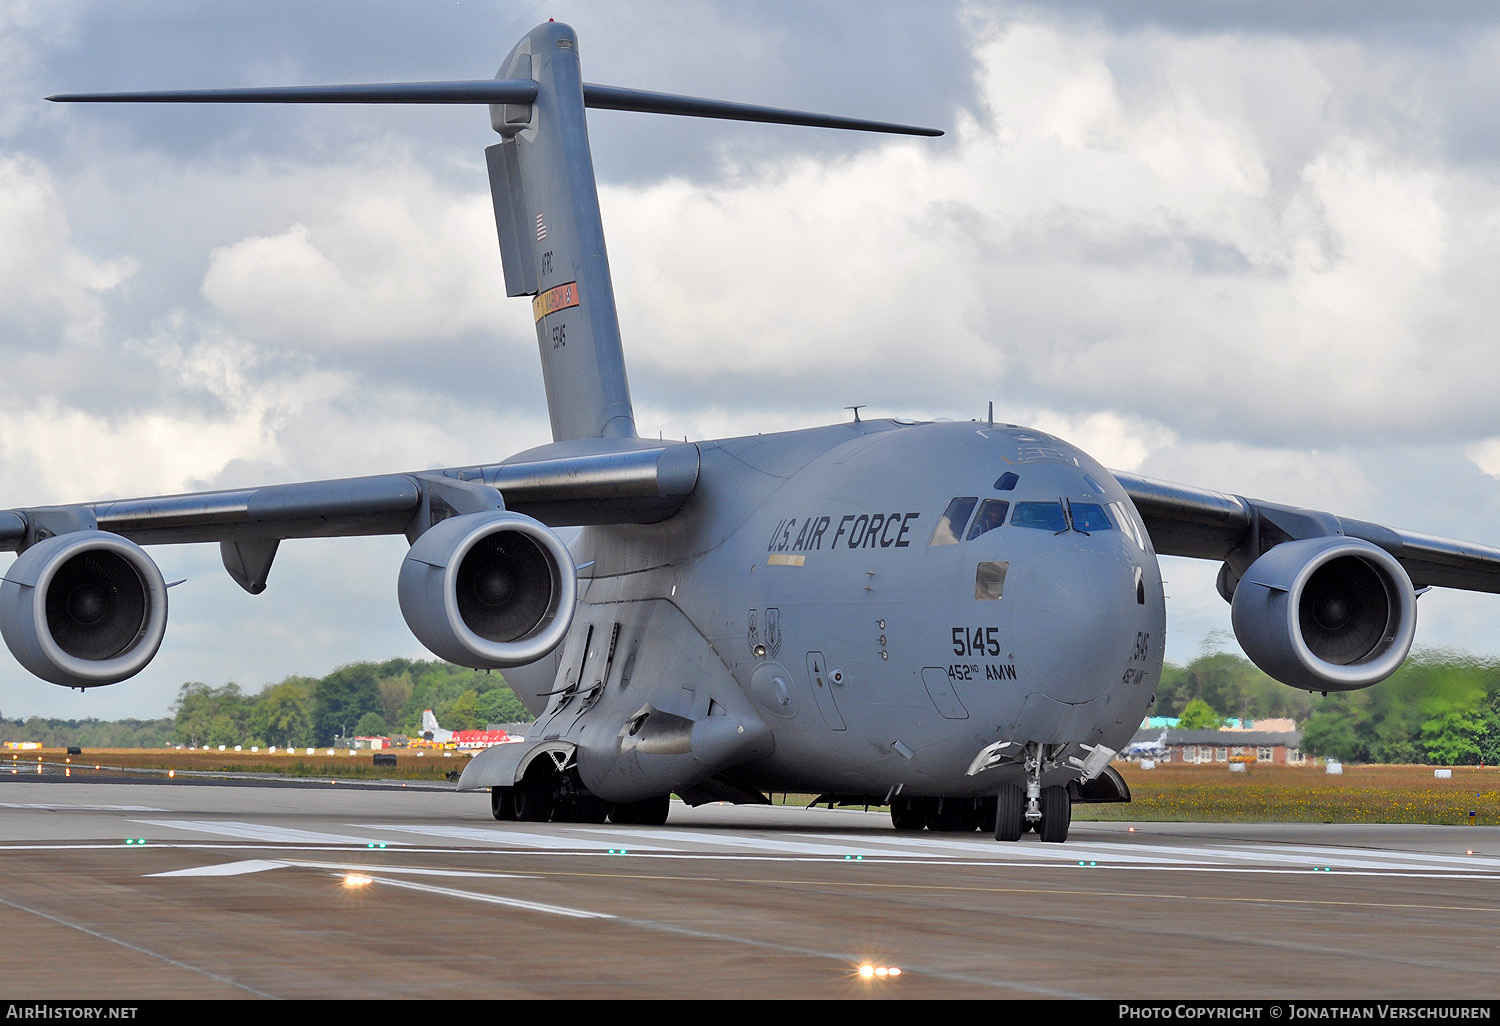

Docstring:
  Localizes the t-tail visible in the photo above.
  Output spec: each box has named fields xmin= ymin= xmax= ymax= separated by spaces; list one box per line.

xmin=50 ymin=21 xmax=942 ymax=443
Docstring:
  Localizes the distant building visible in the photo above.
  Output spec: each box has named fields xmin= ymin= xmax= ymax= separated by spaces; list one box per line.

xmin=1155 ymin=728 xmax=1307 ymax=766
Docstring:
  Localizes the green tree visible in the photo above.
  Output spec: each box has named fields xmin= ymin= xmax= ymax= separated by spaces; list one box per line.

xmin=172 ymin=683 xmax=247 ymax=746
xmin=476 ymin=685 xmax=529 ymax=725
xmin=247 ymin=677 xmax=316 ymax=748
xmin=354 ymin=711 xmax=388 ymax=737
xmin=1178 ymin=698 xmax=1223 ymax=730
xmin=1421 ymin=707 xmax=1491 ymax=765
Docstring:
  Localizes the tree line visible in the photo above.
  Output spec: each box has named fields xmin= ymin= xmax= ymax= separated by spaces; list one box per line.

xmin=1157 ymin=651 xmax=1500 ymax=765
xmin=0 ymin=658 xmax=532 ymax=750
xmin=4 ymin=652 xmax=1499 ymax=762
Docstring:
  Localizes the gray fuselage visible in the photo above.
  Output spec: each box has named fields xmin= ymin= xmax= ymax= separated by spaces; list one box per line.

xmin=511 ymin=418 xmax=1165 ymax=800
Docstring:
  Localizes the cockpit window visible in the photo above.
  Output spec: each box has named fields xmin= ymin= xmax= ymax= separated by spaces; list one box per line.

xmin=965 ymin=499 xmax=1010 ymax=540
xmin=994 ymin=472 xmax=1019 ymax=491
xmin=975 ymin=561 xmax=1008 ymax=600
xmin=930 ymin=496 xmax=978 ymax=546
xmin=1011 ymin=501 xmax=1067 ymax=531
xmin=1069 ymin=502 xmax=1113 ymax=533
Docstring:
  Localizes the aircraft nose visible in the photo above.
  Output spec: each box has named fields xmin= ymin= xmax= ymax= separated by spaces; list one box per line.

xmin=1008 ymin=548 xmax=1139 ymax=703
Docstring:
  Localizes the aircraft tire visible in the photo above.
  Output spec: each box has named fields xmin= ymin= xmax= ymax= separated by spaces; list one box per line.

xmin=1038 ymin=785 xmax=1071 ymax=843
xmin=889 ymin=797 xmax=926 ymax=830
xmin=566 ymin=794 xmax=611 ymax=824
xmin=994 ymin=785 xmax=1024 ymax=842
xmin=611 ymin=794 xmax=669 ymax=826
xmin=490 ymin=786 xmax=516 ymax=821
xmin=514 ymin=767 xmax=555 ymax=822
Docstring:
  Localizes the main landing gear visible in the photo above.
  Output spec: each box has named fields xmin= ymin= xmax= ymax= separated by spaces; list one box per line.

xmin=889 ymin=795 xmax=997 ymax=833
xmin=489 ymin=763 xmax=670 ymax=826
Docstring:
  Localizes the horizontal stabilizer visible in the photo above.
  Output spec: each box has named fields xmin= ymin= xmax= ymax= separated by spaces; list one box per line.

xmin=49 ymin=80 xmax=942 ymax=136
xmin=48 ymin=80 xmax=541 ymax=104
xmin=579 ymin=84 xmax=942 ymax=136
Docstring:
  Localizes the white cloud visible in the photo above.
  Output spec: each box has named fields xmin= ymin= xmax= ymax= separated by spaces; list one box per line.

xmin=0 ymin=153 xmax=134 ymax=347
xmin=199 ymin=155 xmax=506 ymax=350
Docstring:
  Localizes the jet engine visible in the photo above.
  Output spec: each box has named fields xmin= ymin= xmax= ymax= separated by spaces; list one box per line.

xmin=1230 ymin=536 xmax=1416 ymax=692
xmin=0 ymin=532 xmax=169 ymax=688
xmin=397 ymin=510 xmax=576 ymax=668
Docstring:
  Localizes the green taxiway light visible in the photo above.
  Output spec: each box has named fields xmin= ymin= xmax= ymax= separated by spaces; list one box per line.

xmin=608 ymin=848 xmax=629 ymax=855
xmin=366 ymin=842 xmax=387 ymax=849
xmin=843 ymin=855 xmax=865 ymax=861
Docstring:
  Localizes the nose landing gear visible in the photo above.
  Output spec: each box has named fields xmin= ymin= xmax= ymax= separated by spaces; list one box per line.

xmin=992 ymin=742 xmax=1073 ymax=843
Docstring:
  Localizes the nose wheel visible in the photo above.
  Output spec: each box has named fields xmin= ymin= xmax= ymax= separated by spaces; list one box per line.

xmin=993 ymin=743 xmax=1073 ymax=843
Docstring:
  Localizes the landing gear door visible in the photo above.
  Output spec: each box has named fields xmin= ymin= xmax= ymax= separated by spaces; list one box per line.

xmin=805 ymin=651 xmax=846 ymax=731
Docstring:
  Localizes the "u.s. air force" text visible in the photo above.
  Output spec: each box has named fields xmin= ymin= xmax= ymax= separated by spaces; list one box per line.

xmin=767 ymin=512 xmax=920 ymax=553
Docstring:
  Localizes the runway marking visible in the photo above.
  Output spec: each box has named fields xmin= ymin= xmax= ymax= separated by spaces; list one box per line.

xmin=147 ymin=858 xmax=535 ymax=880
xmin=806 ymin=833 xmax=1500 ymax=873
xmin=1079 ymin=840 xmax=1500 ymax=873
xmin=364 ymin=874 xmax=613 ymax=919
xmin=149 ymin=858 xmax=291 ymax=877
xmin=806 ymin=832 xmax=1219 ymax=864
xmin=587 ymin=827 xmax=935 ymax=858
xmin=0 ymin=891 xmax=275 ymax=998
xmin=130 ymin=819 xmax=404 ymax=846
xmin=1255 ymin=843 xmax=1500 ymax=869
xmin=349 ymin=822 xmax=678 ymax=851
xmin=1 ymin=802 xmax=165 ymax=812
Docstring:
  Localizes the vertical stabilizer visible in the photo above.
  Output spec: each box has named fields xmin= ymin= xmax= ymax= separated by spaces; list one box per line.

xmin=487 ymin=23 xmax=637 ymax=442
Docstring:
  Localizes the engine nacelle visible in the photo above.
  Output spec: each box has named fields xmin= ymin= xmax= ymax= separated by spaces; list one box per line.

xmin=0 ymin=532 xmax=168 ymax=688
xmin=398 ymin=511 xmax=576 ymax=668
xmin=1230 ymin=536 xmax=1416 ymax=692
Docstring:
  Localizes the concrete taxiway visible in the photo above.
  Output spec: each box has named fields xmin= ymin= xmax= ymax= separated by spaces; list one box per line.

xmin=1 ymin=775 xmax=1498 ymax=999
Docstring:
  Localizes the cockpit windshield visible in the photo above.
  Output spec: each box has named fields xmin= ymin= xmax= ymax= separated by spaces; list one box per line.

xmin=930 ymin=496 xmax=978 ymax=546
xmin=1068 ymin=502 xmax=1113 ymax=533
xmin=965 ymin=499 xmax=1010 ymax=540
xmin=1010 ymin=501 xmax=1067 ymax=532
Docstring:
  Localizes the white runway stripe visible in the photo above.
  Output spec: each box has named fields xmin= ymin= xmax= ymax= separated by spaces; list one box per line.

xmin=590 ymin=827 xmax=928 ymax=858
xmin=353 ymin=823 xmax=679 ymax=851
xmin=131 ymin=819 xmax=401 ymax=846
xmin=368 ymin=875 xmax=612 ymax=919
xmin=806 ymin=832 xmax=1219 ymax=864
xmin=1254 ymin=843 xmax=1500 ymax=870
xmin=148 ymin=859 xmax=291 ymax=877
xmin=1078 ymin=842 xmax=1463 ymax=872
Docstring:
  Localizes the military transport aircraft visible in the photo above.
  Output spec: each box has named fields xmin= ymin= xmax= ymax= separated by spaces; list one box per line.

xmin=5 ymin=21 xmax=1500 ymax=842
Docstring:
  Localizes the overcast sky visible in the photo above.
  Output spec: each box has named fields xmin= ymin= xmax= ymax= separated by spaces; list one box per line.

xmin=5 ymin=0 xmax=1500 ymax=719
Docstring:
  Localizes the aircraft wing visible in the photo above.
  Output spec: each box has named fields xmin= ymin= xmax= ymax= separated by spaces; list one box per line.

xmin=1 ymin=443 xmax=699 ymax=584
xmin=1115 ymin=471 xmax=1500 ymax=595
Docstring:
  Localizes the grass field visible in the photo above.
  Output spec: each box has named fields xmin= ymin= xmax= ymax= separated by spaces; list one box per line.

xmin=1079 ymin=761 xmax=1500 ymax=826
xmin=5 ymin=746 xmax=466 ymax=782
xmin=8 ymin=749 xmax=1500 ymax=825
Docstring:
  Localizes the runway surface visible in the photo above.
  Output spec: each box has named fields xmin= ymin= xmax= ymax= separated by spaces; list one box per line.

xmin=2 ymin=775 xmax=1498 ymax=999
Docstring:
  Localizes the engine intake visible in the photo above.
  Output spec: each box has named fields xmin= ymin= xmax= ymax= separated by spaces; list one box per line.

xmin=0 ymin=532 xmax=169 ymax=688
xmin=398 ymin=510 xmax=576 ymax=668
xmin=1230 ymin=536 xmax=1416 ymax=692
